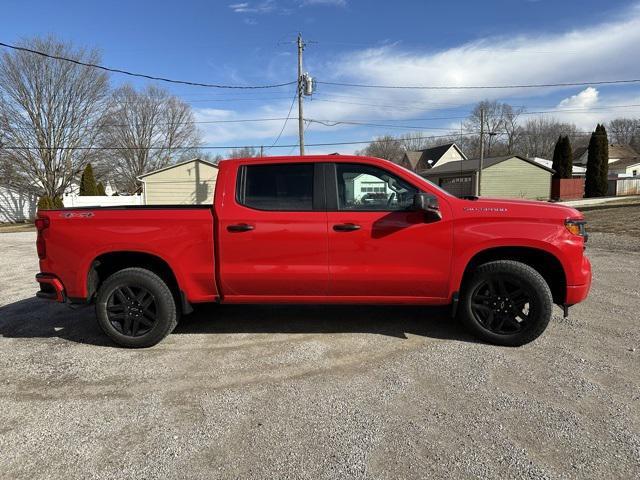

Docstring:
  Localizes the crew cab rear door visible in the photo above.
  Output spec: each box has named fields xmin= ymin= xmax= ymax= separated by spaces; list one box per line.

xmin=325 ymin=162 xmax=452 ymax=300
xmin=216 ymin=161 xmax=328 ymax=299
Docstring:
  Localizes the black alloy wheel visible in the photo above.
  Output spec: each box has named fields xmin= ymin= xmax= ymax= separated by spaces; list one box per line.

xmin=470 ymin=277 xmax=532 ymax=335
xmin=95 ymin=268 xmax=178 ymax=348
xmin=458 ymin=260 xmax=553 ymax=346
xmin=106 ymin=285 xmax=157 ymax=337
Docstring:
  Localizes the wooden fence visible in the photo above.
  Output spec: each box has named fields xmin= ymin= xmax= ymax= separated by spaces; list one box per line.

xmin=608 ymin=177 xmax=640 ymax=196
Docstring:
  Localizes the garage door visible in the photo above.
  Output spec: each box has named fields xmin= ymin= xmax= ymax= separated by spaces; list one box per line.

xmin=439 ymin=176 xmax=473 ymax=197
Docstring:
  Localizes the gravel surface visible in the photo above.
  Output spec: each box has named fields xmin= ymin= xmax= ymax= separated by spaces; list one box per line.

xmin=0 ymin=231 xmax=639 ymax=479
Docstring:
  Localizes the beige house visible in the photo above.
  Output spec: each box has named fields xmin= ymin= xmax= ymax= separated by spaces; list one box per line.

xmin=399 ymin=143 xmax=467 ymax=172
xmin=421 ymin=155 xmax=554 ymax=200
xmin=139 ymin=158 xmax=219 ymax=205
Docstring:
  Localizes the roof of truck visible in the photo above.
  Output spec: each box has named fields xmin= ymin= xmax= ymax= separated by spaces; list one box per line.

xmin=218 ymin=154 xmax=371 ymax=163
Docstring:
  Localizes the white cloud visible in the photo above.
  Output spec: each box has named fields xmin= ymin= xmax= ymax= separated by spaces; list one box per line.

xmin=300 ymin=0 xmax=347 ymax=6
xmin=228 ymin=1 xmax=275 ymax=14
xmin=558 ymin=87 xmax=599 ymax=109
xmin=203 ymin=4 xmax=640 ymax=150
xmin=550 ymin=87 xmax=640 ymax=130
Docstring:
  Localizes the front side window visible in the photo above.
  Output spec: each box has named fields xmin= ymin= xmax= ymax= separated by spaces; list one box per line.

xmin=336 ymin=163 xmax=418 ymax=211
xmin=239 ymin=163 xmax=314 ymax=210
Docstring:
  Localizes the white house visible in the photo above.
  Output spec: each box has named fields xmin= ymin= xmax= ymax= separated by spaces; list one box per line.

xmin=0 ymin=185 xmax=37 ymax=223
xmin=532 ymin=157 xmax=586 ymax=176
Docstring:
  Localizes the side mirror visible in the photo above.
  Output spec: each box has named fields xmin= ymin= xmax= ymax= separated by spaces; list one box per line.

xmin=412 ymin=193 xmax=441 ymax=221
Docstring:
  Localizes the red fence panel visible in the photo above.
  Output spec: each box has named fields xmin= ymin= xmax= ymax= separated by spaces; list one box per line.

xmin=552 ymin=178 xmax=585 ymax=200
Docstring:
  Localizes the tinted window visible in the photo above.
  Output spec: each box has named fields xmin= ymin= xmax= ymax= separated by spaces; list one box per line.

xmin=239 ymin=163 xmax=314 ymax=210
xmin=336 ymin=163 xmax=418 ymax=211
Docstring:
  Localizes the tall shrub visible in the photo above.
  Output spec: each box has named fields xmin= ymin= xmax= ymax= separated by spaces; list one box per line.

xmin=585 ymin=125 xmax=609 ymax=197
xmin=551 ymin=136 xmax=563 ymax=179
xmin=79 ymin=163 xmax=98 ymax=196
xmin=37 ymin=196 xmax=64 ymax=210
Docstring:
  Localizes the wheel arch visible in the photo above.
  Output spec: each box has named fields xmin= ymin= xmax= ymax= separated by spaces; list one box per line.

xmin=459 ymin=246 xmax=567 ymax=305
xmin=87 ymin=251 xmax=182 ymax=305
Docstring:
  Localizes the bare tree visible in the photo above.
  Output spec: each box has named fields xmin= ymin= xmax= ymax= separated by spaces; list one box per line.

xmin=0 ymin=37 xmax=109 ymax=198
xmin=197 ymin=151 xmax=224 ymax=164
xmin=515 ymin=117 xmax=578 ymax=159
xmin=607 ymin=118 xmax=640 ymax=147
xmin=98 ymin=85 xmax=200 ymax=192
xmin=396 ymin=132 xmax=433 ymax=151
xmin=464 ymin=100 xmax=507 ymax=157
xmin=502 ymin=104 xmax=525 ymax=154
xmin=356 ymin=135 xmax=404 ymax=163
xmin=227 ymin=146 xmax=259 ymax=159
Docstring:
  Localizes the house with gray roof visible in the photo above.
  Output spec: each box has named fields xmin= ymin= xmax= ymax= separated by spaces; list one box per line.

xmin=421 ymin=155 xmax=554 ymax=200
xmin=399 ymin=143 xmax=467 ymax=172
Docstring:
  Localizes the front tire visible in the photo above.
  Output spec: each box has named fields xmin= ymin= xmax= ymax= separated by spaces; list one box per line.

xmin=95 ymin=268 xmax=177 ymax=348
xmin=458 ymin=260 xmax=553 ymax=346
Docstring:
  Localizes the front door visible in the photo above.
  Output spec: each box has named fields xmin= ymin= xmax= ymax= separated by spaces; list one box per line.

xmin=326 ymin=162 xmax=452 ymax=299
xmin=217 ymin=162 xmax=328 ymax=299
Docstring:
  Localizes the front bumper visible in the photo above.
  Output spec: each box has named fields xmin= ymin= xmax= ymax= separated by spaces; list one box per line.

xmin=565 ymin=255 xmax=592 ymax=305
xmin=36 ymin=273 xmax=66 ymax=303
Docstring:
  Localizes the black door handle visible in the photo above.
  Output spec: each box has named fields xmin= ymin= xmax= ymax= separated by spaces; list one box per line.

xmin=227 ymin=223 xmax=255 ymax=232
xmin=333 ymin=223 xmax=361 ymax=232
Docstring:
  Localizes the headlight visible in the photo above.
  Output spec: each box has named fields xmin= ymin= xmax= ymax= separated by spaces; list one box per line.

xmin=565 ymin=218 xmax=588 ymax=242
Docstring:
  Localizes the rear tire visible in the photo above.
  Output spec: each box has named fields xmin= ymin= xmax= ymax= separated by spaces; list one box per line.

xmin=458 ymin=260 xmax=553 ymax=346
xmin=95 ymin=268 xmax=177 ymax=348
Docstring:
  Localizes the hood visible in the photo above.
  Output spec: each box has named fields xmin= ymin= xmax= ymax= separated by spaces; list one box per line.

xmin=452 ymin=196 xmax=583 ymax=221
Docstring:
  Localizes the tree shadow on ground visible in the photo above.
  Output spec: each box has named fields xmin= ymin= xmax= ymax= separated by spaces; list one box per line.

xmin=0 ymin=297 xmax=478 ymax=348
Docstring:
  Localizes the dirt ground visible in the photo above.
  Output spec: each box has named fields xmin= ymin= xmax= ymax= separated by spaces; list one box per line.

xmin=0 ymin=231 xmax=639 ymax=480
xmin=581 ymin=203 xmax=640 ymax=238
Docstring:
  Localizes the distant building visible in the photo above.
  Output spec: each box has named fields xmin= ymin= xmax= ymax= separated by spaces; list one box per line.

xmin=573 ymin=143 xmax=640 ymax=177
xmin=400 ymin=143 xmax=467 ymax=172
xmin=421 ymin=155 xmax=554 ymax=200
xmin=139 ymin=158 xmax=219 ymax=205
xmin=532 ymin=157 xmax=586 ymax=176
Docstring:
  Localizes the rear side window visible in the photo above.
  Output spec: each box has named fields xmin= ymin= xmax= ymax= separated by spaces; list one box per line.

xmin=238 ymin=163 xmax=314 ymax=211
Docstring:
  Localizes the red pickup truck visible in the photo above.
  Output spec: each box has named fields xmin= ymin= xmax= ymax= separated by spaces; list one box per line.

xmin=35 ymin=155 xmax=591 ymax=348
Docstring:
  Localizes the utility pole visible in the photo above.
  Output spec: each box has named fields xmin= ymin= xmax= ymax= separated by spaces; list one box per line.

xmin=297 ymin=33 xmax=305 ymax=156
xmin=260 ymin=145 xmax=264 ymax=157
xmin=477 ymin=108 xmax=485 ymax=196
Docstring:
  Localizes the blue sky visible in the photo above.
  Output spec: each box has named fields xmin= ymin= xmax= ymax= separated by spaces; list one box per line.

xmin=2 ymin=0 xmax=640 ymax=155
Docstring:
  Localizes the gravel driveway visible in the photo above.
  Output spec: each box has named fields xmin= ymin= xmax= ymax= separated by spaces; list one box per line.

xmin=0 ymin=231 xmax=639 ymax=479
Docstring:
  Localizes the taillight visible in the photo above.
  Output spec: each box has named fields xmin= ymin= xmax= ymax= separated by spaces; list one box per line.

xmin=36 ymin=216 xmax=50 ymax=259
xmin=35 ymin=217 xmax=49 ymax=230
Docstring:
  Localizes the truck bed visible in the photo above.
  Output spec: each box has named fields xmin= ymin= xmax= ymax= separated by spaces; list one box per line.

xmin=37 ymin=206 xmax=217 ymax=303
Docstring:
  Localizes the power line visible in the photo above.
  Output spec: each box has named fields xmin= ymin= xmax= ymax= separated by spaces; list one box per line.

xmin=307 ymin=119 xmax=457 ymax=130
xmin=0 ymin=41 xmax=296 ymax=90
xmin=0 ymin=130 xmax=596 ymax=152
xmin=266 ymin=89 xmax=299 ymax=150
xmin=316 ymin=78 xmax=640 ymax=90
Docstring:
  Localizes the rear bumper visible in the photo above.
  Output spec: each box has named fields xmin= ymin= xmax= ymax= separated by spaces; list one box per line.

xmin=36 ymin=273 xmax=66 ymax=303
xmin=565 ymin=255 xmax=592 ymax=305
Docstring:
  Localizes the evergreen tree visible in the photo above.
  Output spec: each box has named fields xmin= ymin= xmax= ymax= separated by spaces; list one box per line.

xmin=560 ymin=136 xmax=573 ymax=179
xmin=551 ymin=136 xmax=563 ymax=179
xmin=79 ymin=163 xmax=98 ymax=196
xmin=585 ymin=125 xmax=610 ymax=197
xmin=96 ymin=182 xmax=106 ymax=196
xmin=37 ymin=196 xmax=64 ymax=210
